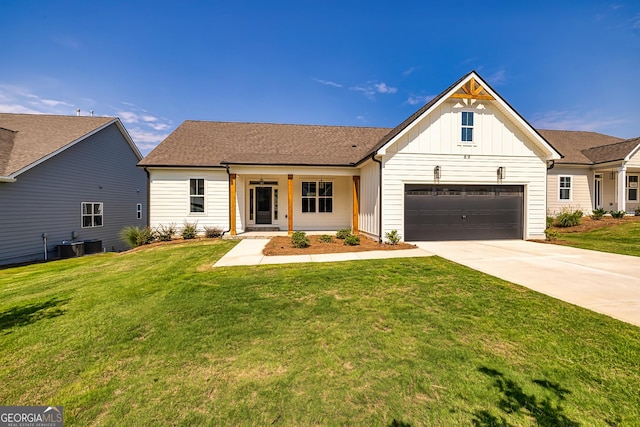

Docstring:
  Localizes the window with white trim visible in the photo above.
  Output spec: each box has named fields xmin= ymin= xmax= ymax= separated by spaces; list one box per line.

xmin=301 ymin=181 xmax=333 ymax=213
xmin=461 ymin=111 xmax=474 ymax=143
xmin=82 ymin=202 xmax=103 ymax=228
xmin=627 ymin=175 xmax=638 ymax=201
xmin=559 ymin=176 xmax=572 ymax=200
xmin=189 ymin=178 xmax=205 ymax=213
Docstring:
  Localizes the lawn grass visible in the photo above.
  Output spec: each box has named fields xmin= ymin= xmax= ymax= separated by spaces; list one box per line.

xmin=1 ymin=240 xmax=639 ymax=426
xmin=556 ymin=220 xmax=640 ymax=256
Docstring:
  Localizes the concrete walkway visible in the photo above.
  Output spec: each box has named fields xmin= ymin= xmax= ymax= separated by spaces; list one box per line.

xmin=416 ymin=240 xmax=640 ymax=327
xmin=212 ymin=239 xmax=433 ymax=267
xmin=213 ymin=238 xmax=640 ymax=327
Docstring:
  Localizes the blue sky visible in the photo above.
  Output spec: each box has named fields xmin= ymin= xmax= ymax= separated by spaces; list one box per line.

xmin=1 ymin=1 xmax=639 ymax=154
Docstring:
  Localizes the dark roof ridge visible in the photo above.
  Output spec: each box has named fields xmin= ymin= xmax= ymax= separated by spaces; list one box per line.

xmin=182 ymin=119 xmax=391 ymax=130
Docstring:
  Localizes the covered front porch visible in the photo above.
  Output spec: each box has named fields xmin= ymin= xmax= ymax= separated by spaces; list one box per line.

xmin=593 ymin=165 xmax=640 ymax=213
xmin=225 ymin=166 xmax=361 ymax=236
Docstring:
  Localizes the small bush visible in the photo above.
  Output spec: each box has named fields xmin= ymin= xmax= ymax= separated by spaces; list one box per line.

xmin=319 ymin=234 xmax=334 ymax=243
xmin=336 ymin=228 xmax=352 ymax=239
xmin=554 ymin=209 xmax=583 ymax=228
xmin=546 ymin=216 xmax=554 ymax=228
xmin=182 ymin=221 xmax=198 ymax=239
xmin=343 ymin=234 xmax=360 ymax=246
xmin=204 ymin=225 xmax=224 ymax=238
xmin=155 ymin=223 xmax=176 ymax=241
xmin=291 ymin=231 xmax=310 ymax=248
xmin=591 ymin=208 xmax=606 ymax=220
xmin=544 ymin=228 xmax=559 ymax=241
xmin=385 ymin=230 xmax=401 ymax=245
xmin=121 ymin=226 xmax=155 ymax=247
xmin=610 ymin=210 xmax=626 ymax=219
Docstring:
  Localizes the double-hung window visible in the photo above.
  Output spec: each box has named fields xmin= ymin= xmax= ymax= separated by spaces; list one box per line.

xmin=82 ymin=202 xmax=103 ymax=228
xmin=302 ymin=181 xmax=333 ymax=213
xmin=627 ymin=175 xmax=638 ymax=201
xmin=559 ymin=176 xmax=572 ymax=200
xmin=461 ymin=111 xmax=474 ymax=143
xmin=189 ymin=178 xmax=205 ymax=213
xmin=301 ymin=182 xmax=316 ymax=213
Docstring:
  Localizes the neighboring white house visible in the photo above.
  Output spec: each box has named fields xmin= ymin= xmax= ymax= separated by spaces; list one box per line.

xmin=139 ymin=71 xmax=565 ymax=242
xmin=0 ymin=114 xmax=148 ymax=265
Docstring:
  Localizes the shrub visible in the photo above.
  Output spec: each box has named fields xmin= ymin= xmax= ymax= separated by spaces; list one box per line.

xmin=385 ymin=230 xmax=401 ymax=245
xmin=610 ymin=210 xmax=626 ymax=219
xmin=336 ymin=228 xmax=352 ymax=239
xmin=181 ymin=221 xmax=198 ymax=239
xmin=544 ymin=228 xmax=559 ymax=241
xmin=204 ymin=225 xmax=224 ymax=238
xmin=291 ymin=231 xmax=310 ymax=248
xmin=554 ymin=209 xmax=583 ymax=228
xmin=319 ymin=234 xmax=334 ymax=243
xmin=120 ymin=226 xmax=155 ymax=247
xmin=343 ymin=234 xmax=360 ymax=246
xmin=546 ymin=216 xmax=554 ymax=228
xmin=155 ymin=223 xmax=176 ymax=241
xmin=591 ymin=208 xmax=606 ymax=220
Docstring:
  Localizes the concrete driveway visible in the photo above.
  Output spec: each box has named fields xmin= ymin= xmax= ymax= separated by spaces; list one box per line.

xmin=415 ymin=240 xmax=640 ymax=327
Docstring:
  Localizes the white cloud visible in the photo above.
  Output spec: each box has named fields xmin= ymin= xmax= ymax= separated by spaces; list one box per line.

xmin=531 ymin=110 xmax=627 ymax=133
xmin=128 ymin=127 xmax=170 ymax=144
xmin=402 ymin=67 xmax=417 ymax=77
xmin=0 ymin=103 xmax=42 ymax=114
xmin=406 ymin=94 xmax=435 ymax=106
xmin=314 ymin=78 xmax=343 ymax=88
xmin=486 ymin=69 xmax=507 ymax=86
xmin=351 ymin=81 xmax=398 ymax=99
xmin=117 ymin=111 xmax=140 ymax=123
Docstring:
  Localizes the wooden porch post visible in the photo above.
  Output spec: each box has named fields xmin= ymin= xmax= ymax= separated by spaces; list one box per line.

xmin=229 ymin=173 xmax=237 ymax=236
xmin=352 ymin=176 xmax=360 ymax=234
xmin=288 ymin=174 xmax=294 ymax=235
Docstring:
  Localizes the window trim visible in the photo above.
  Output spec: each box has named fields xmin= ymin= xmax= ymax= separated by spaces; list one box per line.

xmin=460 ymin=111 xmax=474 ymax=144
xmin=301 ymin=180 xmax=333 ymax=213
xmin=136 ymin=203 xmax=142 ymax=220
xmin=81 ymin=202 xmax=104 ymax=228
xmin=559 ymin=175 xmax=572 ymax=201
xmin=189 ymin=178 xmax=206 ymax=214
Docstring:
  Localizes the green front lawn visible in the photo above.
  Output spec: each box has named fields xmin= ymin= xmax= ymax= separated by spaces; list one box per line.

xmin=1 ymin=240 xmax=639 ymax=426
xmin=555 ymin=219 xmax=640 ymax=256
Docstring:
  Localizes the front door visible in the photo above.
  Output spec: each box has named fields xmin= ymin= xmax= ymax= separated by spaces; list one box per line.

xmin=256 ymin=187 xmax=272 ymax=224
xmin=594 ymin=174 xmax=602 ymax=209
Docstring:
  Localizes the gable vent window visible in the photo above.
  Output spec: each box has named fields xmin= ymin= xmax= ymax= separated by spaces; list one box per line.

xmin=189 ymin=178 xmax=205 ymax=213
xmin=461 ymin=111 xmax=474 ymax=143
xmin=82 ymin=202 xmax=103 ymax=228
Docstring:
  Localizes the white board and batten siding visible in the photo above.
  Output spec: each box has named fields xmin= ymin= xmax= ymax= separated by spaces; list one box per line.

xmin=379 ymin=99 xmax=550 ymax=240
xmin=357 ymin=160 xmax=380 ymax=238
xmin=148 ymin=168 xmax=232 ymax=233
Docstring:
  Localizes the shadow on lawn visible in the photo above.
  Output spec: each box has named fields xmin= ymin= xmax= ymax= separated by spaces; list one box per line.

xmin=0 ymin=297 xmax=69 ymax=333
xmin=473 ymin=366 xmax=579 ymax=427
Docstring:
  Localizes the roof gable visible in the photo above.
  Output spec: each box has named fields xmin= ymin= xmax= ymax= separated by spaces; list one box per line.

xmin=0 ymin=113 xmax=142 ymax=178
xmin=369 ymin=71 xmax=562 ymax=161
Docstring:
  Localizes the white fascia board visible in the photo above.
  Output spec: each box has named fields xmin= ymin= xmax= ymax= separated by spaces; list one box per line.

xmin=0 ymin=176 xmax=17 ymax=182
xmin=10 ymin=118 xmax=122 ymax=178
xmin=624 ymin=141 xmax=640 ymax=162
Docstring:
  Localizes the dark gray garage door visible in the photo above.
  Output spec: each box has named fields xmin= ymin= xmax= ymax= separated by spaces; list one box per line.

xmin=404 ymin=185 xmax=523 ymax=241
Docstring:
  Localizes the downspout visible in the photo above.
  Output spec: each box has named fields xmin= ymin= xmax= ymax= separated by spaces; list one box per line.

xmin=371 ymin=153 xmax=383 ymax=243
xmin=221 ymin=164 xmax=232 ymax=237
xmin=546 ymin=160 xmax=555 ymax=170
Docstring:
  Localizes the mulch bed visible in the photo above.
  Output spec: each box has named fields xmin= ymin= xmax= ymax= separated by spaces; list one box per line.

xmin=262 ymin=235 xmax=416 ymax=256
xmin=551 ymin=215 xmax=640 ymax=233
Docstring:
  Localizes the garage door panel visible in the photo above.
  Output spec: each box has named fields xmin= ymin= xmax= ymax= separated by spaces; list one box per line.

xmin=404 ymin=185 xmax=523 ymax=241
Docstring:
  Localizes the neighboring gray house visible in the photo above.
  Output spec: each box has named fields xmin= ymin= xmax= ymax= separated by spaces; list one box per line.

xmin=0 ymin=113 xmax=147 ymax=265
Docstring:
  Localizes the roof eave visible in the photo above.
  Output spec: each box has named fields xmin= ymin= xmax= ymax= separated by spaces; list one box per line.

xmin=0 ymin=176 xmax=16 ymax=183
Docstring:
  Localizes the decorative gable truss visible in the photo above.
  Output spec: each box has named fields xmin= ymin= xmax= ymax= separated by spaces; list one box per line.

xmin=450 ymin=77 xmax=495 ymax=101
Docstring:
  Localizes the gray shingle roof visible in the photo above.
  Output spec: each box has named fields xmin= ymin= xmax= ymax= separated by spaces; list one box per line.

xmin=537 ymin=130 xmax=627 ymax=164
xmin=138 ymin=121 xmax=393 ymax=167
xmin=581 ymin=137 xmax=640 ymax=164
xmin=0 ymin=113 xmax=116 ymax=177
